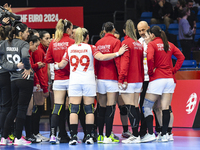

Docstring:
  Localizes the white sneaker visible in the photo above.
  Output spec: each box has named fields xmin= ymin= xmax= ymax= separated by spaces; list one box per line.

xmin=85 ymin=134 xmax=94 ymax=144
xmin=122 ymin=135 xmax=140 ymax=144
xmin=103 ymin=136 xmax=112 ymax=144
xmin=36 ymin=133 xmax=49 ymax=142
xmin=0 ymin=137 xmax=13 ymax=145
xmin=49 ymin=135 xmax=58 ymax=144
xmin=167 ymin=133 xmax=174 ymax=141
xmin=140 ymin=133 xmax=156 ymax=143
xmin=121 ymin=130 xmax=132 ymax=138
xmin=161 ymin=134 xmax=168 ymax=142
xmin=156 ymin=132 xmax=162 ymax=141
xmin=14 ymin=137 xmax=31 ymax=145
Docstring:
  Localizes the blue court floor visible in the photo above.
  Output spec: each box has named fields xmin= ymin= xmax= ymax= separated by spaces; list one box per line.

xmin=0 ymin=119 xmax=200 ymax=150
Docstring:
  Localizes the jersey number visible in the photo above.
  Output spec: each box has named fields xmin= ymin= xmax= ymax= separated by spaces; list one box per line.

xmin=7 ymin=54 xmax=21 ymax=64
xmin=70 ymin=55 xmax=90 ymax=72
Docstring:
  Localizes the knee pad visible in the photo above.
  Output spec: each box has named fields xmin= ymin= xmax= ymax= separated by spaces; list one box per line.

xmin=17 ymin=105 xmax=28 ymax=119
xmin=69 ymin=104 xmax=80 ymax=114
xmin=142 ymin=98 xmax=154 ymax=118
xmin=52 ymin=104 xmax=63 ymax=115
xmin=84 ymin=104 xmax=94 ymax=114
xmin=119 ymin=105 xmax=127 ymax=116
xmin=169 ymin=105 xmax=172 ymax=113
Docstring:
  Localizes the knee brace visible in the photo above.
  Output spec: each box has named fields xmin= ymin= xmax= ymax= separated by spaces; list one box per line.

xmin=84 ymin=104 xmax=94 ymax=114
xmin=69 ymin=103 xmax=80 ymax=114
xmin=142 ymin=98 xmax=154 ymax=118
xmin=52 ymin=104 xmax=63 ymax=115
xmin=119 ymin=105 xmax=127 ymax=116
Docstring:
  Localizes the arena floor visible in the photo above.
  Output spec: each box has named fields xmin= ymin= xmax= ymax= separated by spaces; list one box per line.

xmin=1 ymin=119 xmax=200 ymax=150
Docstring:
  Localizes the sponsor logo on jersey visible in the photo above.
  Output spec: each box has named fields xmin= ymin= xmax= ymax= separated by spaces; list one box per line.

xmin=186 ymin=93 xmax=197 ymax=114
xmin=97 ymin=45 xmax=111 ymax=53
xmin=6 ymin=47 xmax=18 ymax=52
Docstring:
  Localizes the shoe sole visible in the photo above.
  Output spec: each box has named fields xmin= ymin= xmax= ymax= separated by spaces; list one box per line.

xmin=49 ymin=141 xmax=57 ymax=144
xmin=69 ymin=140 xmax=77 ymax=145
xmin=141 ymin=138 xmax=156 ymax=143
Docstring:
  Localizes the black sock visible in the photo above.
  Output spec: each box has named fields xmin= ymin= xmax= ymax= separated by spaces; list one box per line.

xmin=153 ymin=110 xmax=161 ymax=133
xmin=15 ymin=117 xmax=25 ymax=139
xmin=58 ymin=106 xmax=67 ymax=137
xmin=135 ymin=107 xmax=140 ymax=123
xmin=51 ymin=114 xmax=59 ymax=136
xmin=145 ymin=115 xmax=153 ymax=134
xmin=78 ymin=102 xmax=86 ymax=135
xmin=98 ymin=106 xmax=106 ymax=135
xmin=32 ymin=105 xmax=44 ymax=135
xmin=25 ymin=115 xmax=32 ymax=137
xmin=86 ymin=124 xmax=93 ymax=136
xmin=126 ymin=105 xmax=139 ymax=137
xmin=70 ymin=124 xmax=78 ymax=137
xmin=65 ymin=109 xmax=70 ymax=131
xmin=167 ymin=127 xmax=172 ymax=135
xmin=105 ymin=105 xmax=115 ymax=137
xmin=161 ymin=110 xmax=170 ymax=136
xmin=123 ymin=125 xmax=128 ymax=133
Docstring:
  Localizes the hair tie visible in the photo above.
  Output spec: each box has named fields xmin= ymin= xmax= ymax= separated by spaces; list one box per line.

xmin=63 ymin=19 xmax=68 ymax=26
xmin=16 ymin=26 xmax=21 ymax=31
xmin=159 ymin=29 xmax=162 ymax=32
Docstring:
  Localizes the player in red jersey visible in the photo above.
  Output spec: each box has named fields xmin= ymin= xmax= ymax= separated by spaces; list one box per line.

xmin=54 ymin=27 xmax=127 ymax=145
xmin=141 ymin=26 xmax=185 ymax=143
xmin=95 ymin=22 xmax=124 ymax=144
xmin=118 ymin=20 xmax=144 ymax=144
xmin=32 ymin=31 xmax=51 ymax=142
xmin=45 ymin=19 xmax=74 ymax=144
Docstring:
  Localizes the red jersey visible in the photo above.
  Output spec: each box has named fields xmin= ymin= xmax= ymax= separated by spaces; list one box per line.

xmin=119 ymin=36 xmax=144 ymax=83
xmin=45 ymin=33 xmax=75 ymax=80
xmin=147 ymin=37 xmax=185 ymax=82
xmin=95 ymin=33 xmax=121 ymax=80
xmin=29 ymin=50 xmax=39 ymax=86
xmin=32 ymin=43 xmax=48 ymax=93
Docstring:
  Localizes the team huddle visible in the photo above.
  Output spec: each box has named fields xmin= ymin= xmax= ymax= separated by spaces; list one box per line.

xmin=0 ymin=18 xmax=185 ymax=146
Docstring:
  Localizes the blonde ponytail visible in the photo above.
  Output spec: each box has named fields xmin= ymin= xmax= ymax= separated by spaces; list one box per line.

xmin=125 ymin=19 xmax=137 ymax=41
xmin=75 ymin=27 xmax=84 ymax=44
xmin=55 ymin=19 xmax=65 ymax=42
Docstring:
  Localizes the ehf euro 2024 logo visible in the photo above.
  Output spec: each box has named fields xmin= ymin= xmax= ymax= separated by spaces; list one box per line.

xmin=186 ymin=93 xmax=197 ymax=114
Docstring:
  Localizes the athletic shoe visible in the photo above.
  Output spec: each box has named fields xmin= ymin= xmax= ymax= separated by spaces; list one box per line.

xmin=85 ymin=134 xmax=94 ymax=144
xmin=156 ymin=132 xmax=162 ymax=141
xmin=36 ymin=133 xmax=49 ymax=142
xmin=167 ymin=133 xmax=174 ymax=141
xmin=69 ymin=135 xmax=78 ymax=145
xmin=14 ymin=137 xmax=31 ymax=145
xmin=103 ymin=136 xmax=112 ymax=144
xmin=111 ymin=132 xmax=119 ymax=140
xmin=140 ymin=133 xmax=156 ymax=143
xmin=0 ymin=137 xmax=13 ymax=145
xmin=161 ymin=134 xmax=168 ymax=142
xmin=91 ymin=129 xmax=98 ymax=142
xmin=97 ymin=135 xmax=104 ymax=144
xmin=49 ymin=135 xmax=58 ymax=144
xmin=110 ymin=133 xmax=119 ymax=143
xmin=122 ymin=135 xmax=140 ymax=144
xmin=121 ymin=130 xmax=132 ymax=138
xmin=26 ymin=134 xmax=41 ymax=143
xmin=58 ymin=135 xmax=70 ymax=143
xmin=8 ymin=134 xmax=15 ymax=141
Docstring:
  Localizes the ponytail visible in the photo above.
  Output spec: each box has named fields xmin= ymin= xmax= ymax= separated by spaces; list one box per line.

xmin=160 ymin=30 xmax=169 ymax=52
xmin=75 ymin=27 xmax=83 ymax=44
xmin=150 ymin=25 xmax=169 ymax=52
xmin=55 ymin=19 xmax=72 ymax=42
xmin=124 ymin=19 xmax=137 ymax=41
